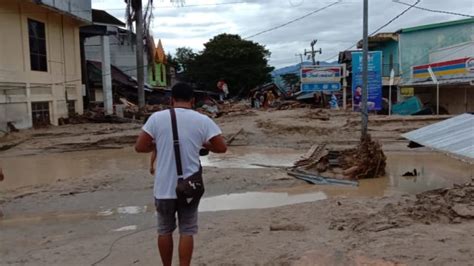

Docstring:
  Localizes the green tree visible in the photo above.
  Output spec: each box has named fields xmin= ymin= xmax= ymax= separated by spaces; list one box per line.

xmin=187 ymin=34 xmax=274 ymax=96
xmin=175 ymin=47 xmax=196 ymax=72
xmin=166 ymin=52 xmax=179 ymax=70
xmin=280 ymin=73 xmax=300 ymax=88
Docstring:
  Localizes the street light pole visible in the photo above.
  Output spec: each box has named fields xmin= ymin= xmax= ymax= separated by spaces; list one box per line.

xmin=361 ymin=0 xmax=369 ymax=138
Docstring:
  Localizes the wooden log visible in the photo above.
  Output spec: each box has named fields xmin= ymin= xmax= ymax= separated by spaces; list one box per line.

xmin=226 ymin=128 xmax=244 ymax=145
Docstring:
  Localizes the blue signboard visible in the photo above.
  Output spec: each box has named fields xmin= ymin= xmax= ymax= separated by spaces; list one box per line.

xmin=351 ymin=51 xmax=382 ymax=111
xmin=302 ymin=83 xmax=341 ymax=92
xmin=300 ymin=66 xmax=342 ymax=92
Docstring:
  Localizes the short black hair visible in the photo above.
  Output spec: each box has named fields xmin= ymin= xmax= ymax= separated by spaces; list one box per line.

xmin=171 ymin=82 xmax=194 ymax=102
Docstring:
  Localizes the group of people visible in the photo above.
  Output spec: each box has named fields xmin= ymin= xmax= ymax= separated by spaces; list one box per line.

xmin=251 ymin=90 xmax=275 ymax=109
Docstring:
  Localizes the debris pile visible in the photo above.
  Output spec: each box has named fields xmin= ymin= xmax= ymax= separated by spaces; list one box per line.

xmin=330 ymin=180 xmax=474 ymax=232
xmin=275 ymin=101 xmax=310 ymax=110
xmin=219 ymin=102 xmax=255 ymax=117
xmin=408 ymin=181 xmax=474 ymax=223
xmin=68 ymin=111 xmax=135 ymax=124
xmin=290 ymin=135 xmax=386 ymax=184
xmin=304 ymin=109 xmax=330 ymax=121
xmin=339 ymin=134 xmax=386 ymax=179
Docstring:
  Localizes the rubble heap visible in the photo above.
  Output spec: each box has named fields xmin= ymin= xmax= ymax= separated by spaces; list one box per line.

xmin=293 ymin=134 xmax=386 ymax=180
xmin=330 ymin=180 xmax=474 ymax=232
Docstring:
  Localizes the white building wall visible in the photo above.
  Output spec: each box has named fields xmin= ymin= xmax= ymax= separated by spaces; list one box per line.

xmin=0 ymin=0 xmax=87 ymax=131
xmin=84 ymin=26 xmax=147 ymax=79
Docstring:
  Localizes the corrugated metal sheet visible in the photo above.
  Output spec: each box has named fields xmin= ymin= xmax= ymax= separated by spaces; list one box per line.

xmin=402 ymin=113 xmax=474 ymax=160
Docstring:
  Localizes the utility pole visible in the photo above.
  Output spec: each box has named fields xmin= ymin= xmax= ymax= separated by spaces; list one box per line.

xmin=361 ymin=0 xmax=369 ymax=139
xmin=305 ymin=39 xmax=322 ymax=66
xmin=295 ymin=53 xmax=303 ymax=64
xmin=135 ymin=0 xmax=145 ymax=109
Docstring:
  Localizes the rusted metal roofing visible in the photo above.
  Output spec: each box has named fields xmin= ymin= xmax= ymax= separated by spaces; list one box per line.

xmin=402 ymin=113 xmax=474 ymax=161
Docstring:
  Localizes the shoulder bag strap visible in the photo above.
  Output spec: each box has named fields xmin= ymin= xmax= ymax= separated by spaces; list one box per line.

xmin=169 ymin=108 xmax=183 ymax=176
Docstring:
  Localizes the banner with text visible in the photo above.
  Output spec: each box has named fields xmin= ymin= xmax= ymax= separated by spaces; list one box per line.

xmin=300 ymin=66 xmax=342 ymax=92
xmin=351 ymin=51 xmax=382 ymax=111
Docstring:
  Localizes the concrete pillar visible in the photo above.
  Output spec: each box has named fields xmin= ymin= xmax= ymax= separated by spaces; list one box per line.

xmin=101 ymin=35 xmax=113 ymax=115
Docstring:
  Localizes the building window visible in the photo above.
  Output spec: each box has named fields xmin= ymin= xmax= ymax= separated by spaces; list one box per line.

xmin=28 ymin=18 xmax=47 ymax=72
xmin=67 ymin=100 xmax=76 ymax=116
xmin=31 ymin=101 xmax=50 ymax=128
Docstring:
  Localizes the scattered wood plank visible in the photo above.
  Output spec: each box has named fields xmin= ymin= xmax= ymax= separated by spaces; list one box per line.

xmin=226 ymin=128 xmax=244 ymax=145
xmin=251 ymin=164 xmax=288 ymax=169
xmin=287 ymin=169 xmax=358 ymax=186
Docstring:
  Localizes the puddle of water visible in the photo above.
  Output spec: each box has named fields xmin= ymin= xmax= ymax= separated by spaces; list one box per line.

xmin=385 ymin=151 xmax=473 ymax=194
xmin=269 ymin=152 xmax=473 ymax=197
xmin=199 ymin=191 xmax=327 ymax=212
xmin=0 ymin=147 xmax=301 ymax=191
xmin=116 ymin=206 xmax=147 ymax=215
xmin=1 ymin=146 xmax=472 ymax=197
xmin=201 ymin=147 xmax=302 ymax=169
xmin=0 ymin=148 xmax=150 ymax=191
xmin=0 ymin=191 xmax=327 ymax=225
xmin=113 ymin=225 xmax=137 ymax=232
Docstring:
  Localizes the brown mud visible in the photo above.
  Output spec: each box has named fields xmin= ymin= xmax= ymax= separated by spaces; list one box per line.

xmin=0 ymin=107 xmax=473 ymax=265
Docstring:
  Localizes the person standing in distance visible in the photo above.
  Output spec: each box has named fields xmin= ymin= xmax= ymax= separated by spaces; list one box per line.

xmin=135 ymin=82 xmax=227 ymax=266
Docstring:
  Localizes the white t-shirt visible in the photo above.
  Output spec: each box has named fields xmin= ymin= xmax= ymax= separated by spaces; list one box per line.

xmin=142 ymin=108 xmax=222 ymax=199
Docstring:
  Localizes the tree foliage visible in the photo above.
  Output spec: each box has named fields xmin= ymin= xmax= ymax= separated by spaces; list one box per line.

xmin=280 ymin=73 xmax=300 ymax=88
xmin=185 ymin=34 xmax=274 ymax=96
xmin=166 ymin=53 xmax=179 ymax=70
xmin=175 ymin=47 xmax=196 ymax=72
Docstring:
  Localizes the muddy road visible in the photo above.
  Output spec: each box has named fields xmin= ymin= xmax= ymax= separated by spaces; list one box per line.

xmin=1 ymin=108 xmax=473 ymax=265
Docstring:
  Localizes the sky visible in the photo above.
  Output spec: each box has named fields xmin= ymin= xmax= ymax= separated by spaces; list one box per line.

xmin=91 ymin=0 xmax=474 ymax=68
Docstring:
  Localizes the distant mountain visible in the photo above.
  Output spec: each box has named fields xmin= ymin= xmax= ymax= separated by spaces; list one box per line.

xmin=271 ymin=61 xmax=338 ymax=92
xmin=271 ymin=61 xmax=338 ymax=77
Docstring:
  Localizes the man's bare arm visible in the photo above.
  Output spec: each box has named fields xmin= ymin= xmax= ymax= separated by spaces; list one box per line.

xmin=150 ymin=149 xmax=157 ymax=175
xmin=135 ymin=131 xmax=155 ymax=153
xmin=203 ymin=135 xmax=227 ymax=153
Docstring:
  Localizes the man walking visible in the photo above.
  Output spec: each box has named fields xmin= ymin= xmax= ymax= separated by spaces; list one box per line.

xmin=135 ymin=82 xmax=227 ymax=266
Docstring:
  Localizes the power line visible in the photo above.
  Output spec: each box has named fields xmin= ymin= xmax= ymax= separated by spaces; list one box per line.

xmin=0 ymin=1 xmax=250 ymax=14
xmin=371 ymin=0 xmax=420 ymax=36
xmin=320 ymin=0 xmax=421 ymax=62
xmin=393 ymin=0 xmax=474 ymax=18
xmin=155 ymin=1 xmax=248 ymax=9
xmin=244 ymin=1 xmax=340 ymax=39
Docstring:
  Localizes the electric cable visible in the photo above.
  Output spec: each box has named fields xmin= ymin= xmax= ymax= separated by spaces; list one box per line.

xmin=0 ymin=1 xmax=251 ymax=14
xmin=244 ymin=1 xmax=340 ymax=39
xmin=320 ymin=0 xmax=421 ymax=62
xmin=90 ymin=225 xmax=156 ymax=266
xmin=393 ymin=0 xmax=474 ymax=18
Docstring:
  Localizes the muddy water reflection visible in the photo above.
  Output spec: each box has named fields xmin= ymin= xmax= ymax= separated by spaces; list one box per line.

xmin=0 ymin=192 xmax=327 ymax=225
xmin=201 ymin=147 xmax=301 ymax=168
xmin=386 ymin=151 xmax=473 ymax=194
xmin=199 ymin=191 xmax=327 ymax=212
xmin=0 ymin=148 xmax=149 ymax=190
xmin=1 ymin=147 xmax=472 ymax=196
xmin=0 ymin=147 xmax=300 ymax=191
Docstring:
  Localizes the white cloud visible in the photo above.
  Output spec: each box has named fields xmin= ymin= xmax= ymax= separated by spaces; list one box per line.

xmin=92 ymin=0 xmax=474 ymax=68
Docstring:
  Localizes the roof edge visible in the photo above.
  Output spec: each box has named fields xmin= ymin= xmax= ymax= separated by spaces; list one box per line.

xmin=400 ymin=18 xmax=474 ymax=33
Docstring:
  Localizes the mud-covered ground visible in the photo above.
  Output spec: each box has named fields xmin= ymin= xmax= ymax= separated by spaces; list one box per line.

xmin=0 ymin=107 xmax=453 ymax=157
xmin=1 ymin=106 xmax=473 ymax=265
